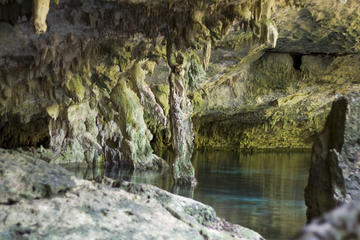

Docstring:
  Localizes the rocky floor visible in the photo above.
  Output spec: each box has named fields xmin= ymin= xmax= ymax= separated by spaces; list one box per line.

xmin=0 ymin=149 xmax=263 ymax=240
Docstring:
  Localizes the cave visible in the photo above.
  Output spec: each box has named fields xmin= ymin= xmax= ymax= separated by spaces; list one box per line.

xmin=0 ymin=0 xmax=360 ymax=240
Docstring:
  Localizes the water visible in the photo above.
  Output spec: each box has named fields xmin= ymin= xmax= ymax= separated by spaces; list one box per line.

xmin=63 ymin=150 xmax=311 ymax=240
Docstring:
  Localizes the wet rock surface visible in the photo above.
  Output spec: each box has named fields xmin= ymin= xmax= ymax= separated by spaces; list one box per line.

xmin=305 ymin=92 xmax=360 ymax=220
xmin=0 ymin=149 xmax=263 ymax=240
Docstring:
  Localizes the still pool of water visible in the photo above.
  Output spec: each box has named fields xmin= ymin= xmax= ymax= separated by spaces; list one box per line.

xmin=63 ymin=151 xmax=311 ymax=240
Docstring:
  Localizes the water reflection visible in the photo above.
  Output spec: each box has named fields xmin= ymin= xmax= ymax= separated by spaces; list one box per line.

xmin=62 ymin=151 xmax=310 ymax=240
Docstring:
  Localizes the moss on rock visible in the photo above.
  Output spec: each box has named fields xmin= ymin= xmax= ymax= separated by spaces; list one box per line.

xmin=110 ymin=80 xmax=167 ymax=170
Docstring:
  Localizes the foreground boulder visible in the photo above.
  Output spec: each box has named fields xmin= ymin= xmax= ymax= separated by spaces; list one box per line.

xmin=294 ymin=201 xmax=360 ymax=240
xmin=0 ymin=149 xmax=75 ymax=204
xmin=305 ymin=92 xmax=360 ymax=220
xmin=0 ymin=149 xmax=263 ymax=240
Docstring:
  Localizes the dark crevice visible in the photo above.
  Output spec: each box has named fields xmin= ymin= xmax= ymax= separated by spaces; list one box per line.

xmin=0 ymin=0 xmax=32 ymax=24
xmin=199 ymin=230 xmax=210 ymax=240
xmin=1 ymin=199 xmax=18 ymax=206
xmin=326 ymin=97 xmax=347 ymax=152
xmin=291 ymin=53 xmax=302 ymax=70
xmin=267 ymin=49 xmax=356 ymax=57
xmin=0 ymin=113 xmax=50 ymax=149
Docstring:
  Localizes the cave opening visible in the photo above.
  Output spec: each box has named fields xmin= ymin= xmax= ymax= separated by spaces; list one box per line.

xmin=291 ymin=53 xmax=303 ymax=70
xmin=0 ymin=114 xmax=50 ymax=149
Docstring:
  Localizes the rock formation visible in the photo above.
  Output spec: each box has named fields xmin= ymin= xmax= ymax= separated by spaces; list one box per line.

xmin=294 ymin=201 xmax=360 ymax=240
xmin=0 ymin=0 xmax=299 ymax=183
xmin=0 ymin=0 xmax=360 ymax=184
xmin=305 ymin=92 xmax=360 ymax=220
xmin=0 ymin=148 xmax=263 ymax=240
xmin=1 ymin=0 xmax=360 ymax=238
xmin=167 ymin=48 xmax=197 ymax=185
xmin=33 ymin=0 xmax=50 ymax=34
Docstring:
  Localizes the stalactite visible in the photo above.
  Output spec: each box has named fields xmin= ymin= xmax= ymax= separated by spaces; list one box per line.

xmin=203 ymin=41 xmax=211 ymax=71
xmin=33 ymin=0 xmax=50 ymax=34
xmin=162 ymin=0 xmax=283 ymax=185
xmin=232 ymin=0 xmax=278 ymax=48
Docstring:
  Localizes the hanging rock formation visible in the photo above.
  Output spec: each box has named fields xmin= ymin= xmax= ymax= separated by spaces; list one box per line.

xmin=305 ymin=92 xmax=360 ymax=220
xmin=33 ymin=0 xmax=50 ymax=34
xmin=0 ymin=0 xmax=360 ymax=180
xmin=162 ymin=0 xmax=282 ymax=184
xmin=0 ymin=0 xmax=287 ymax=183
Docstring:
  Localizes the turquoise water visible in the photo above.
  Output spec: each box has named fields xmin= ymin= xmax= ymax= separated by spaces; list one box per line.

xmin=64 ymin=151 xmax=310 ymax=240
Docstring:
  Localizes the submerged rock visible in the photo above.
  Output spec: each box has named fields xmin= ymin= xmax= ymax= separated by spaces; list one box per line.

xmin=305 ymin=92 xmax=360 ymax=220
xmin=0 ymin=149 xmax=263 ymax=240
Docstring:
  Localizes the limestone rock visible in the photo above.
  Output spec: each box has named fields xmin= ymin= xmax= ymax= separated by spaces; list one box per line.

xmin=33 ymin=0 xmax=50 ymax=34
xmin=0 ymin=149 xmax=263 ymax=240
xmin=0 ymin=149 xmax=75 ymax=204
xmin=305 ymin=92 xmax=360 ymax=220
xmin=274 ymin=0 xmax=360 ymax=54
xmin=110 ymin=80 xmax=167 ymax=170
xmin=167 ymin=47 xmax=197 ymax=185
xmin=1 ymin=0 xmax=360 ymax=178
xmin=294 ymin=201 xmax=360 ymax=240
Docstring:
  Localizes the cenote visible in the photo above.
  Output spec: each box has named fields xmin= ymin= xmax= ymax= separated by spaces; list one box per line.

xmin=1 ymin=1 xmax=360 ymax=239
xmin=64 ymin=150 xmax=311 ymax=240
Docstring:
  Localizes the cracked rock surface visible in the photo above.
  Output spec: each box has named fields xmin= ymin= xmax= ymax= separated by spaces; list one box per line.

xmin=0 ymin=149 xmax=263 ymax=240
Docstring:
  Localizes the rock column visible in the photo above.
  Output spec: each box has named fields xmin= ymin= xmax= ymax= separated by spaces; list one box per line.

xmin=167 ymin=44 xmax=196 ymax=186
xmin=305 ymin=92 xmax=360 ymax=220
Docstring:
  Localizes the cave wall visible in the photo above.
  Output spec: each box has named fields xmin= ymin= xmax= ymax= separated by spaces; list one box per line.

xmin=192 ymin=52 xmax=360 ymax=151
xmin=0 ymin=0 xmax=174 ymax=169
xmin=0 ymin=0 xmax=291 ymax=182
xmin=0 ymin=33 xmax=169 ymax=168
xmin=0 ymin=0 xmax=359 ymax=174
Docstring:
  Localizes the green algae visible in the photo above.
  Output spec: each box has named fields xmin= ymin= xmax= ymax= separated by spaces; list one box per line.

xmin=65 ymin=73 xmax=86 ymax=101
xmin=152 ymin=84 xmax=170 ymax=116
xmin=188 ymin=51 xmax=205 ymax=89
xmin=193 ymin=104 xmax=330 ymax=152
xmin=46 ymin=104 xmax=60 ymax=120
xmin=191 ymin=51 xmax=360 ymax=152
xmin=110 ymin=80 xmax=166 ymax=170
